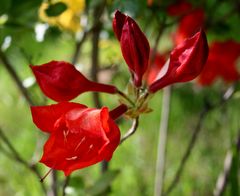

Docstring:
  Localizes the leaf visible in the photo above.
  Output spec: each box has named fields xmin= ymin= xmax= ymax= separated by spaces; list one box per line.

xmin=68 ymin=176 xmax=85 ymax=190
xmin=45 ymin=2 xmax=67 ymax=17
xmin=85 ymin=170 xmax=120 ymax=195
xmin=0 ymin=0 xmax=11 ymax=15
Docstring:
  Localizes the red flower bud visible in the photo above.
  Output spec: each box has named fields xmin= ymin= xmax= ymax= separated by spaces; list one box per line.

xmin=109 ymin=104 xmax=128 ymax=120
xmin=112 ymin=10 xmax=126 ymax=41
xmin=149 ymin=30 xmax=208 ymax=93
xmin=31 ymin=61 xmax=117 ymax=102
xmin=31 ymin=102 xmax=120 ymax=176
xmin=113 ymin=10 xmax=150 ymax=87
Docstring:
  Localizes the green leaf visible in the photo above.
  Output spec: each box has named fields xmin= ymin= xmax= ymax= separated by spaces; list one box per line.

xmin=0 ymin=0 xmax=11 ymax=15
xmin=45 ymin=2 xmax=67 ymax=17
xmin=69 ymin=176 xmax=85 ymax=190
xmin=85 ymin=170 xmax=120 ymax=195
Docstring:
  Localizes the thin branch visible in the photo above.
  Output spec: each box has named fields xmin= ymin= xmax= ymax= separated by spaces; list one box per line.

xmin=154 ymin=86 xmax=171 ymax=196
xmin=213 ymin=134 xmax=240 ymax=196
xmin=0 ymin=127 xmax=47 ymax=194
xmin=0 ymin=50 xmax=35 ymax=106
xmin=120 ymin=117 xmax=139 ymax=144
xmin=90 ymin=0 xmax=107 ymax=173
xmin=62 ymin=176 xmax=70 ymax=196
xmin=51 ymin=170 xmax=58 ymax=196
xmin=71 ymin=28 xmax=92 ymax=65
xmin=163 ymin=84 xmax=237 ymax=195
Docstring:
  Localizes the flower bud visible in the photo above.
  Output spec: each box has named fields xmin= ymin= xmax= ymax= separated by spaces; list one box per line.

xmin=149 ymin=29 xmax=208 ymax=93
xmin=113 ymin=10 xmax=150 ymax=87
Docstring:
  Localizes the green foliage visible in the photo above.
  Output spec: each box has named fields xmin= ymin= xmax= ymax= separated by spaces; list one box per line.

xmin=0 ymin=0 xmax=11 ymax=15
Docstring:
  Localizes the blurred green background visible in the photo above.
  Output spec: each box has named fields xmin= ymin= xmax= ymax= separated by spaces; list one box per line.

xmin=0 ymin=0 xmax=240 ymax=195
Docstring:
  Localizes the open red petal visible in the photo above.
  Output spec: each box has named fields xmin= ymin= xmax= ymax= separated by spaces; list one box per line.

xmin=31 ymin=61 xmax=117 ymax=102
xmin=31 ymin=102 xmax=86 ymax=133
xmin=39 ymin=106 xmax=120 ymax=176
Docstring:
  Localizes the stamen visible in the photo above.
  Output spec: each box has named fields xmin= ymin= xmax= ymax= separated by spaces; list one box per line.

xmin=63 ymin=130 xmax=69 ymax=143
xmin=74 ymin=136 xmax=86 ymax=151
xmin=86 ymin=144 xmax=94 ymax=154
xmin=66 ymin=156 xmax=78 ymax=161
xmin=40 ymin=168 xmax=53 ymax=183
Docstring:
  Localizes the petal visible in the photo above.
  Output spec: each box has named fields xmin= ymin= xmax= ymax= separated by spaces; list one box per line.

xmin=31 ymin=102 xmax=86 ymax=133
xmin=31 ymin=61 xmax=90 ymax=102
xmin=173 ymin=9 xmax=205 ymax=45
xmin=39 ymin=106 xmax=120 ymax=176
xmin=149 ymin=29 xmax=208 ymax=93
xmin=197 ymin=40 xmax=240 ymax=85
xmin=120 ymin=16 xmax=150 ymax=87
xmin=31 ymin=61 xmax=117 ymax=102
xmin=112 ymin=10 xmax=127 ymax=41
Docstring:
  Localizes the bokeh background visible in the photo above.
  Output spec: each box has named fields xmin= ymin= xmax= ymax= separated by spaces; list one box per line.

xmin=0 ymin=0 xmax=240 ymax=195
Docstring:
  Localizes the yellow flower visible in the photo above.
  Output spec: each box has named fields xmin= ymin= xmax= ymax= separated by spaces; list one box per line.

xmin=39 ymin=0 xmax=85 ymax=33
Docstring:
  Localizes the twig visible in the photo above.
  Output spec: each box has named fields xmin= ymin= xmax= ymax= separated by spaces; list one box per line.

xmin=90 ymin=0 xmax=107 ymax=173
xmin=0 ymin=50 xmax=35 ymax=106
xmin=71 ymin=28 xmax=92 ymax=65
xmin=213 ymin=134 xmax=240 ymax=196
xmin=120 ymin=117 xmax=139 ymax=144
xmin=0 ymin=127 xmax=47 ymax=194
xmin=51 ymin=170 xmax=58 ymax=196
xmin=154 ymin=86 xmax=171 ymax=196
xmin=62 ymin=176 xmax=70 ymax=196
xmin=163 ymin=84 xmax=237 ymax=195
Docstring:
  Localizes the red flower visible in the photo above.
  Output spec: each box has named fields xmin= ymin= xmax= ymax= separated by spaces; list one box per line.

xmin=112 ymin=10 xmax=126 ymax=41
xmin=198 ymin=41 xmax=240 ymax=85
xmin=174 ymin=9 xmax=205 ymax=45
xmin=149 ymin=30 xmax=208 ymax=93
xmin=144 ymin=52 xmax=166 ymax=85
xmin=113 ymin=10 xmax=150 ymax=87
xmin=167 ymin=1 xmax=205 ymax=46
xmin=31 ymin=102 xmax=120 ymax=176
xmin=31 ymin=61 xmax=117 ymax=102
xmin=167 ymin=1 xmax=192 ymax=16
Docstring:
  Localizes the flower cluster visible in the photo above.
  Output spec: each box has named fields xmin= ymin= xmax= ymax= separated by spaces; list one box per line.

xmin=30 ymin=10 xmax=208 ymax=176
xmin=167 ymin=1 xmax=240 ymax=85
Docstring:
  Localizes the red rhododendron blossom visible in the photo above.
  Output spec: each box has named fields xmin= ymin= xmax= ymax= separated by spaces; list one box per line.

xmin=113 ymin=10 xmax=150 ymax=87
xmin=31 ymin=102 xmax=120 ymax=176
xmin=198 ymin=41 xmax=240 ymax=85
xmin=167 ymin=1 xmax=205 ymax=46
xmin=167 ymin=1 xmax=192 ymax=16
xmin=149 ymin=30 xmax=208 ymax=93
xmin=173 ymin=9 xmax=205 ymax=45
xmin=31 ymin=61 xmax=117 ymax=102
xmin=144 ymin=52 xmax=166 ymax=85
